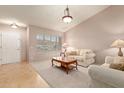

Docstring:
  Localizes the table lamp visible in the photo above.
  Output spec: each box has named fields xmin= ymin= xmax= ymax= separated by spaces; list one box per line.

xmin=111 ymin=39 xmax=124 ymax=56
xmin=61 ymin=43 xmax=68 ymax=57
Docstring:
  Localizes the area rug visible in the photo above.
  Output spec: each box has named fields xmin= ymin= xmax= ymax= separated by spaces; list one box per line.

xmin=30 ymin=61 xmax=90 ymax=88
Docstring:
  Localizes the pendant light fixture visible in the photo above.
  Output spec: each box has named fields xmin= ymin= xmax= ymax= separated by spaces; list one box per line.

xmin=62 ymin=5 xmax=73 ymax=23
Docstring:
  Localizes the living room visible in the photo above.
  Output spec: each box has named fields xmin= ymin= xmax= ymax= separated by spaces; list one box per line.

xmin=0 ymin=1 xmax=124 ymax=92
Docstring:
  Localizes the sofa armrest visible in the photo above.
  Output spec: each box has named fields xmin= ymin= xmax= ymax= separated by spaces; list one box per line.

xmin=105 ymin=56 xmax=114 ymax=64
xmin=88 ymin=65 xmax=124 ymax=87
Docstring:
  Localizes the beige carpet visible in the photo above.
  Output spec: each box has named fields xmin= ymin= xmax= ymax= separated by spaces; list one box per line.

xmin=30 ymin=60 xmax=91 ymax=88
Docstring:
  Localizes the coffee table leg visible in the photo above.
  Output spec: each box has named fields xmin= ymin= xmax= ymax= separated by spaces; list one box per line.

xmin=52 ymin=59 xmax=54 ymax=66
xmin=66 ymin=64 xmax=69 ymax=74
xmin=76 ymin=61 xmax=78 ymax=70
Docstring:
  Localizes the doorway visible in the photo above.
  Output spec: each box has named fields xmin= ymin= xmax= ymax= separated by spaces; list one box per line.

xmin=0 ymin=31 xmax=21 ymax=64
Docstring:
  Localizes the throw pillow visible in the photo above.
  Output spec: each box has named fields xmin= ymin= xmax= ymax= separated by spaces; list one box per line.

xmin=80 ymin=49 xmax=93 ymax=55
xmin=68 ymin=51 xmax=77 ymax=55
xmin=113 ymin=57 xmax=124 ymax=63
xmin=109 ymin=63 xmax=124 ymax=71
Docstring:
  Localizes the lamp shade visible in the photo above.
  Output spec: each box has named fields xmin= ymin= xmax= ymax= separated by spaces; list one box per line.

xmin=111 ymin=39 xmax=124 ymax=48
xmin=62 ymin=16 xmax=73 ymax=23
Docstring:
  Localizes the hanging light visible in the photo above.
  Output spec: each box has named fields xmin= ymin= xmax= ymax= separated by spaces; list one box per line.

xmin=62 ymin=5 xmax=73 ymax=23
xmin=10 ymin=23 xmax=18 ymax=28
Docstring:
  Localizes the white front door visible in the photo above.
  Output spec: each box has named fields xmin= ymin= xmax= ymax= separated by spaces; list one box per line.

xmin=1 ymin=31 xmax=21 ymax=64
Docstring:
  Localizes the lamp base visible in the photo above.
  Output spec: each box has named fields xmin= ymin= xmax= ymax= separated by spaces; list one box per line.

xmin=118 ymin=48 xmax=123 ymax=56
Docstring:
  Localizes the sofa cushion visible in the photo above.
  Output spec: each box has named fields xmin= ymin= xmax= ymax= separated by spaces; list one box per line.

xmin=76 ymin=49 xmax=80 ymax=55
xmin=67 ymin=51 xmax=77 ymax=55
xmin=101 ymin=63 xmax=110 ymax=68
xmin=80 ymin=49 xmax=93 ymax=55
xmin=105 ymin=56 xmax=124 ymax=65
xmin=84 ymin=53 xmax=96 ymax=59
xmin=68 ymin=55 xmax=84 ymax=62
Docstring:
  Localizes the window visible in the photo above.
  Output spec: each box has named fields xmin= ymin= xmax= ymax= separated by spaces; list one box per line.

xmin=36 ymin=34 xmax=44 ymax=40
xmin=36 ymin=33 xmax=61 ymax=51
xmin=51 ymin=35 xmax=56 ymax=42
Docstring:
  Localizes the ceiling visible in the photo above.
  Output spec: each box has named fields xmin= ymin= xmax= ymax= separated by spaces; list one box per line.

xmin=0 ymin=5 xmax=109 ymax=32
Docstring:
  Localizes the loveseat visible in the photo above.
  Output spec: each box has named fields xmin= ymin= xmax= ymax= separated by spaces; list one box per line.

xmin=88 ymin=65 xmax=124 ymax=88
xmin=88 ymin=56 xmax=124 ymax=88
xmin=66 ymin=48 xmax=96 ymax=67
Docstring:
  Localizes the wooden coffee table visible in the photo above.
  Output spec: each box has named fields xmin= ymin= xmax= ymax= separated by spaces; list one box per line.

xmin=51 ymin=57 xmax=78 ymax=74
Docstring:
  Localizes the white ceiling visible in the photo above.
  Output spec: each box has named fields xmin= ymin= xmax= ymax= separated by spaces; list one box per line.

xmin=0 ymin=5 xmax=109 ymax=32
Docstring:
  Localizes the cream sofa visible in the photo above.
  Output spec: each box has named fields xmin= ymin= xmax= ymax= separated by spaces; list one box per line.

xmin=88 ymin=56 xmax=124 ymax=88
xmin=88 ymin=65 xmax=124 ymax=88
xmin=66 ymin=48 xmax=96 ymax=67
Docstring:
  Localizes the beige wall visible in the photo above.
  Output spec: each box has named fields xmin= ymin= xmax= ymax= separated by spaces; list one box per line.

xmin=65 ymin=6 xmax=124 ymax=64
xmin=28 ymin=25 xmax=64 ymax=62
xmin=0 ymin=23 xmax=27 ymax=62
